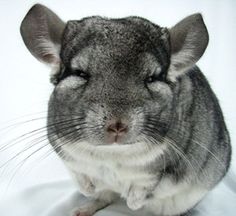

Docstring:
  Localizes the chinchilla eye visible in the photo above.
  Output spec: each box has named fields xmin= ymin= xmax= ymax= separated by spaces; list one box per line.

xmin=145 ymin=69 xmax=167 ymax=84
xmin=145 ymin=74 xmax=160 ymax=83
xmin=145 ymin=73 xmax=164 ymax=83
xmin=74 ymin=69 xmax=90 ymax=80
xmin=56 ymin=67 xmax=90 ymax=84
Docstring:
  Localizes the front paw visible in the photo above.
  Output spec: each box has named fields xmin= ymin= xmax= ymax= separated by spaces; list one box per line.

xmin=71 ymin=208 xmax=92 ymax=216
xmin=126 ymin=186 xmax=148 ymax=210
xmin=70 ymin=201 xmax=97 ymax=216
xmin=78 ymin=178 xmax=95 ymax=196
xmin=70 ymin=191 xmax=116 ymax=216
xmin=74 ymin=174 xmax=96 ymax=196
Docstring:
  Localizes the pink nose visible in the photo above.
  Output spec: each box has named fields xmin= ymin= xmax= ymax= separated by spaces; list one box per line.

xmin=107 ymin=121 xmax=128 ymax=134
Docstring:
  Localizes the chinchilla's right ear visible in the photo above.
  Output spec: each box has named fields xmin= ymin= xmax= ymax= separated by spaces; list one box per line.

xmin=168 ymin=14 xmax=209 ymax=81
xmin=20 ymin=4 xmax=65 ymax=67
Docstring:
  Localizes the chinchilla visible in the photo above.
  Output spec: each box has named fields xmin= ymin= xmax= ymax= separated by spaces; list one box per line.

xmin=20 ymin=4 xmax=231 ymax=216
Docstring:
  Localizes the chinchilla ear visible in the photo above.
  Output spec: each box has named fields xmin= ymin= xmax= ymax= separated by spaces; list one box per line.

xmin=168 ymin=13 xmax=209 ymax=81
xmin=20 ymin=4 xmax=65 ymax=67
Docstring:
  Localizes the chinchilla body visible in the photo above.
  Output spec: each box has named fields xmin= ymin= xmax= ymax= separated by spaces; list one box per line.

xmin=20 ymin=4 xmax=231 ymax=216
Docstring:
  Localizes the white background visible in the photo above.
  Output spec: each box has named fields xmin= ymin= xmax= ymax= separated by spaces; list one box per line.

xmin=0 ymin=0 xmax=235 ymax=214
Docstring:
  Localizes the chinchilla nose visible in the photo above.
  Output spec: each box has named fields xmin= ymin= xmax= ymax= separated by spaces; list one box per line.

xmin=105 ymin=118 xmax=129 ymax=144
xmin=107 ymin=121 xmax=128 ymax=134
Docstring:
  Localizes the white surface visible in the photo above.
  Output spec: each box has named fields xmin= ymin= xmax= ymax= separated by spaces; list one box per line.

xmin=0 ymin=0 xmax=235 ymax=215
xmin=0 ymin=174 xmax=236 ymax=216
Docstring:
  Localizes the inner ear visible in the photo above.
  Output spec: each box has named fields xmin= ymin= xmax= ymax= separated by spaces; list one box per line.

xmin=20 ymin=4 xmax=65 ymax=66
xmin=168 ymin=13 xmax=209 ymax=81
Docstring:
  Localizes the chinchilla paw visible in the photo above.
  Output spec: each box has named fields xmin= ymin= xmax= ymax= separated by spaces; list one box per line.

xmin=70 ymin=207 xmax=92 ymax=216
xmin=127 ymin=186 xmax=147 ymax=210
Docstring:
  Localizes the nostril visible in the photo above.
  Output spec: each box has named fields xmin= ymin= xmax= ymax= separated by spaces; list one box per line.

xmin=106 ymin=121 xmax=128 ymax=134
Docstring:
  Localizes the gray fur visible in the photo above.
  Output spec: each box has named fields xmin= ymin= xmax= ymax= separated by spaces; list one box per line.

xmin=20 ymin=4 xmax=65 ymax=64
xmin=20 ymin=4 xmax=231 ymax=216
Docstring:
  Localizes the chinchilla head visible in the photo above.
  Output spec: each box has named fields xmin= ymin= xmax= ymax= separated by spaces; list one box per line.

xmin=20 ymin=4 xmax=208 ymax=147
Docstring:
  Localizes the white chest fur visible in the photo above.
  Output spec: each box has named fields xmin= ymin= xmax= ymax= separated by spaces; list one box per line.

xmin=62 ymin=141 xmax=164 ymax=197
xmin=61 ymin=141 xmax=208 ymax=215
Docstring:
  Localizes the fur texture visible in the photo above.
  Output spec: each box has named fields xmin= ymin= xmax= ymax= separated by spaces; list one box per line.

xmin=20 ymin=4 xmax=231 ymax=216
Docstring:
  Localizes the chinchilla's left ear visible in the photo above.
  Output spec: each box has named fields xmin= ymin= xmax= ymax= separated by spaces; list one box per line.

xmin=168 ymin=13 xmax=209 ymax=81
xmin=20 ymin=4 xmax=65 ymax=67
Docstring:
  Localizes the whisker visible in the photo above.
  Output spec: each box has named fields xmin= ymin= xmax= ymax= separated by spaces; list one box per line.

xmin=0 ymin=113 xmax=86 ymax=134
xmin=0 ymin=117 xmax=86 ymax=152
xmin=0 ymin=124 xmax=91 ymax=191
xmin=167 ymin=125 xmax=227 ymax=172
xmin=0 ymin=120 xmax=88 ymax=170
xmin=140 ymin=127 xmax=201 ymax=180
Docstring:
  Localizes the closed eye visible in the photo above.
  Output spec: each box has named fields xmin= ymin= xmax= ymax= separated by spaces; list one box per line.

xmin=145 ymin=71 xmax=166 ymax=84
xmin=73 ymin=69 xmax=90 ymax=80
xmin=145 ymin=74 xmax=162 ymax=83
xmin=57 ymin=67 xmax=90 ymax=83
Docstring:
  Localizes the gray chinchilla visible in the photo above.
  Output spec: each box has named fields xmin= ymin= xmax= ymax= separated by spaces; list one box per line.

xmin=20 ymin=4 xmax=231 ymax=216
